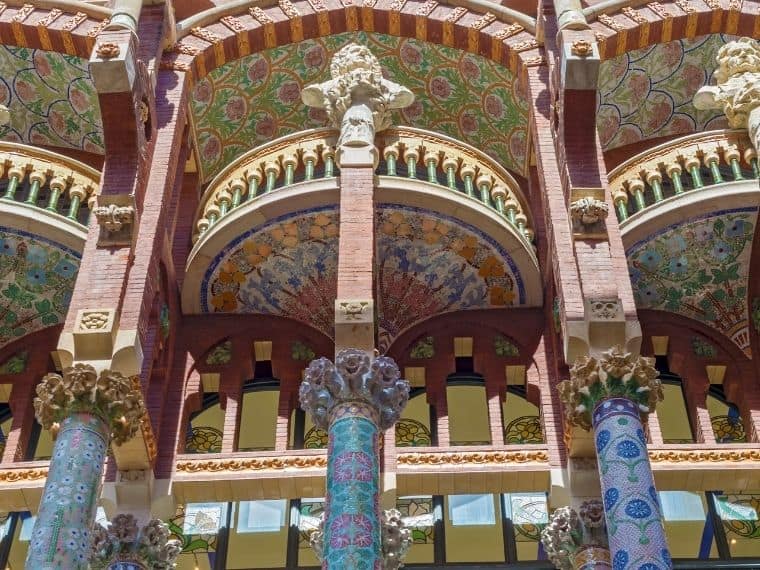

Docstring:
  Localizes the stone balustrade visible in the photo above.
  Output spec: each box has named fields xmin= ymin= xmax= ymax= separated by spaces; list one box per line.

xmin=609 ymin=129 xmax=759 ymax=222
xmin=0 ymin=141 xmax=100 ymax=224
xmin=377 ymin=126 xmax=534 ymax=243
xmin=193 ymin=129 xmax=339 ymax=242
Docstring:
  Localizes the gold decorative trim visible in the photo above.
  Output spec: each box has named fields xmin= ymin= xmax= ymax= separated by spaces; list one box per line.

xmin=397 ymin=450 xmax=549 ymax=466
xmin=176 ymin=456 xmax=328 ymax=473
xmin=649 ymin=449 xmax=760 ymax=463
xmin=0 ymin=468 xmax=48 ymax=482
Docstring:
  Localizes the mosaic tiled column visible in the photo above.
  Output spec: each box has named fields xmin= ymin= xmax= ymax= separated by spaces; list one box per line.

xmin=559 ymin=347 xmax=672 ymax=570
xmin=300 ymin=349 xmax=409 ymax=570
xmin=26 ymin=364 xmax=145 ymax=570
xmin=89 ymin=513 xmax=181 ymax=569
xmin=542 ymin=500 xmax=611 ymax=570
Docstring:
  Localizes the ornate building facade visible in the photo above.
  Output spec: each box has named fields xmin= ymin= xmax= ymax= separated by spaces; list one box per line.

xmin=0 ymin=0 xmax=757 ymax=568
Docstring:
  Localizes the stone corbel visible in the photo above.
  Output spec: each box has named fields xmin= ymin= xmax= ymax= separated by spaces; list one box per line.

xmin=335 ymin=299 xmax=375 ymax=354
xmin=569 ymin=187 xmax=609 ymax=239
xmin=92 ymin=195 xmax=137 ymax=246
xmin=90 ymin=30 xmax=139 ymax=94
xmin=559 ymin=32 xmax=599 ymax=91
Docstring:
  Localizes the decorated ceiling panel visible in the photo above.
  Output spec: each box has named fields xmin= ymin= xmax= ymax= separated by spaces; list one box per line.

xmin=0 ymin=227 xmax=80 ymax=348
xmin=191 ymin=32 xmax=528 ymax=182
xmin=376 ymin=204 xmax=526 ymax=351
xmin=626 ymin=207 xmax=756 ymax=356
xmin=598 ymin=34 xmax=732 ymax=151
xmin=0 ymin=47 xmax=104 ymax=153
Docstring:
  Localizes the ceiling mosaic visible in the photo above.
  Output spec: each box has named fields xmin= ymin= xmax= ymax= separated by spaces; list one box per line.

xmin=191 ymin=32 xmax=528 ymax=182
xmin=0 ymin=227 xmax=80 ymax=349
xmin=376 ymin=204 xmax=526 ymax=351
xmin=201 ymin=207 xmax=339 ymax=336
xmin=598 ymin=34 xmax=733 ymax=151
xmin=0 ymin=47 xmax=104 ymax=153
xmin=626 ymin=207 xmax=757 ymax=356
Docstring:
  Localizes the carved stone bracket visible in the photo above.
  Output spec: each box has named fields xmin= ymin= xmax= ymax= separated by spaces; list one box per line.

xmin=90 ymin=514 xmax=181 ymax=570
xmin=33 ymin=363 xmax=146 ymax=446
xmin=541 ymin=499 xmax=609 ymax=570
xmin=299 ymin=348 xmax=410 ymax=430
xmin=557 ymin=346 xmax=663 ymax=430
xmin=569 ymin=188 xmax=608 ymax=239
xmin=93 ymin=202 xmax=136 ymax=246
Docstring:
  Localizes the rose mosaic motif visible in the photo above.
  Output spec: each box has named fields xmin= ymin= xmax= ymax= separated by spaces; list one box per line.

xmin=626 ymin=208 xmax=756 ymax=355
xmin=0 ymin=47 xmax=103 ymax=153
xmin=0 ymin=228 xmax=80 ymax=349
xmin=598 ymin=34 xmax=734 ymax=150
xmin=191 ymin=32 xmax=528 ymax=181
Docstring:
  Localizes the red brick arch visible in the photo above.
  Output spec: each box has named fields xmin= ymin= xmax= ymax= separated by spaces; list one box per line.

xmin=589 ymin=0 xmax=760 ymax=60
xmin=162 ymin=0 xmax=544 ymax=82
xmin=0 ymin=3 xmax=110 ymax=59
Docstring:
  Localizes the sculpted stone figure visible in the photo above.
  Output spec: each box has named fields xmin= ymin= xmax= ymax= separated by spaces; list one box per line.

xmin=302 ymin=43 xmax=414 ymax=150
xmin=694 ymin=37 xmax=760 ymax=151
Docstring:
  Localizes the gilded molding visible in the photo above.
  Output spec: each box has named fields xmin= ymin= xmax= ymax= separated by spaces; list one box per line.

xmin=176 ymin=456 xmax=328 ymax=473
xmin=397 ymin=450 xmax=549 ymax=466
xmin=649 ymin=449 xmax=760 ymax=462
xmin=0 ymin=468 xmax=48 ymax=482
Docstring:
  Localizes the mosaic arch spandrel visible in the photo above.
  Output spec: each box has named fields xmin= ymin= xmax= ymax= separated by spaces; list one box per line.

xmin=0 ymin=46 xmax=103 ymax=153
xmin=597 ymin=34 xmax=733 ymax=151
xmin=0 ymin=227 xmax=80 ymax=349
xmin=190 ymin=32 xmax=529 ymax=182
xmin=626 ymin=207 xmax=757 ymax=357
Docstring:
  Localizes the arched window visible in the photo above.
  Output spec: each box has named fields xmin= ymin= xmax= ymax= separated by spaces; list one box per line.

xmin=446 ymin=372 xmax=491 ymax=446
xmin=655 ymin=364 xmax=695 ymax=443
xmin=396 ymin=388 xmax=434 ymax=447
xmin=502 ymin=386 xmax=543 ymax=444
xmin=237 ymin=379 xmax=280 ymax=452
xmin=707 ymin=385 xmax=746 ymax=443
xmin=185 ymin=394 xmax=224 ymax=454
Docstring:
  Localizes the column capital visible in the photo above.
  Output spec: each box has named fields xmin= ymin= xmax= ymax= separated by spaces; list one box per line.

xmin=90 ymin=514 xmax=181 ymax=569
xmin=558 ymin=346 xmax=663 ymax=430
xmin=299 ymin=349 xmax=410 ymax=430
xmin=541 ymin=499 xmax=609 ymax=569
xmin=33 ymin=363 xmax=146 ymax=445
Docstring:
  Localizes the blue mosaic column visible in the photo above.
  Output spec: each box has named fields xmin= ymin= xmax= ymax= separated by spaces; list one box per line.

xmin=25 ymin=365 xmax=145 ymax=570
xmin=558 ymin=347 xmax=672 ymax=570
xmin=300 ymin=349 xmax=409 ymax=570
xmin=593 ymin=398 xmax=671 ymax=570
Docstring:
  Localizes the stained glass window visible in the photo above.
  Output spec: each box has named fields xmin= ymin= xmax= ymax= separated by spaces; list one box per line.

xmin=504 ymin=492 xmax=548 ymax=561
xmin=714 ymin=493 xmax=760 ymax=557
xmin=397 ymin=496 xmax=434 ymax=563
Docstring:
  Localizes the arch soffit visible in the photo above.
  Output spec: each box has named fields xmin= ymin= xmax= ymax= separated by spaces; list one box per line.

xmin=163 ymin=0 xmax=544 ymax=81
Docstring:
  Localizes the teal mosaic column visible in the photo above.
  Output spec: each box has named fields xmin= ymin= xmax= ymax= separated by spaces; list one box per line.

xmin=542 ymin=499 xmax=611 ymax=569
xmin=26 ymin=364 xmax=145 ymax=570
xmin=559 ymin=347 xmax=672 ymax=570
xmin=300 ymin=349 xmax=410 ymax=570
xmin=90 ymin=514 xmax=181 ymax=569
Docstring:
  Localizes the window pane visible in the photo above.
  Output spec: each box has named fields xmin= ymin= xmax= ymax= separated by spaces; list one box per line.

xmin=397 ymin=496 xmax=434 ymax=563
xmin=657 ymin=383 xmax=694 ymax=443
xmin=505 ymin=493 xmax=548 ymax=561
xmin=32 ymin=422 xmax=53 ymax=460
xmin=227 ymin=501 xmax=288 ymax=568
xmin=168 ymin=503 xmax=223 ymax=570
xmin=502 ymin=392 xmax=543 ymax=444
xmin=660 ymin=491 xmax=716 ymax=559
xmin=707 ymin=394 xmax=746 ymax=443
xmin=445 ymin=494 xmax=504 ymax=562
xmin=238 ymin=389 xmax=279 ymax=451
xmin=298 ymin=499 xmax=324 ymax=567
xmin=714 ymin=493 xmax=760 ymax=557
xmin=396 ymin=395 xmax=432 ymax=447
xmin=185 ymin=402 xmax=223 ymax=454
xmin=447 ymin=385 xmax=491 ymax=446
xmin=4 ymin=512 xmax=32 ymax=569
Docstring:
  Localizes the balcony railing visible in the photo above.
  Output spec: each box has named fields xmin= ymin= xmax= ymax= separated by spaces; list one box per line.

xmin=193 ymin=127 xmax=534 ymax=245
xmin=0 ymin=141 xmax=100 ymax=226
xmin=609 ymin=130 xmax=759 ymax=223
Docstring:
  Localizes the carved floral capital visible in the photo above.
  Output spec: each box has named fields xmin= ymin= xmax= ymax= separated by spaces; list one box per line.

xmin=93 ymin=203 xmax=135 ymax=233
xmin=557 ymin=346 xmax=663 ymax=430
xmin=299 ymin=349 xmax=410 ymax=429
xmin=33 ymin=363 xmax=146 ymax=445
xmin=541 ymin=500 xmax=608 ymax=570
xmin=90 ymin=514 xmax=181 ymax=570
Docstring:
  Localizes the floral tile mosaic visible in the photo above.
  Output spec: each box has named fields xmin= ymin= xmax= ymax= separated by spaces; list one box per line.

xmin=201 ymin=207 xmax=339 ymax=337
xmin=0 ymin=47 xmax=103 ymax=153
xmin=0 ymin=227 xmax=80 ymax=349
xmin=597 ymin=34 xmax=733 ymax=150
xmin=376 ymin=204 xmax=525 ymax=351
xmin=626 ymin=207 xmax=757 ymax=356
xmin=191 ymin=32 xmax=528 ymax=182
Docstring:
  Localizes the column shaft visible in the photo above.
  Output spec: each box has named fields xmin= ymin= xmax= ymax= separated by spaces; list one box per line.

xmin=26 ymin=412 xmax=109 ymax=569
xmin=323 ymin=402 xmax=381 ymax=570
xmin=593 ymin=398 xmax=671 ymax=570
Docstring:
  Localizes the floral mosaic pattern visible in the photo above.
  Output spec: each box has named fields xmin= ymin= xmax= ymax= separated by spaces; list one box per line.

xmin=201 ymin=208 xmax=338 ymax=337
xmin=191 ymin=32 xmax=528 ymax=181
xmin=594 ymin=399 xmax=670 ymax=570
xmin=377 ymin=205 xmax=525 ymax=351
xmin=626 ymin=208 xmax=756 ymax=355
xmin=0 ymin=350 xmax=26 ymax=374
xmin=598 ymin=34 xmax=733 ymax=150
xmin=324 ymin=414 xmax=381 ymax=569
xmin=0 ymin=47 xmax=103 ymax=152
xmin=0 ymin=227 xmax=81 ymax=349
xmin=409 ymin=336 xmax=434 ymax=359
xmin=504 ymin=416 xmax=543 ymax=444
xmin=204 ymin=340 xmax=232 ymax=365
